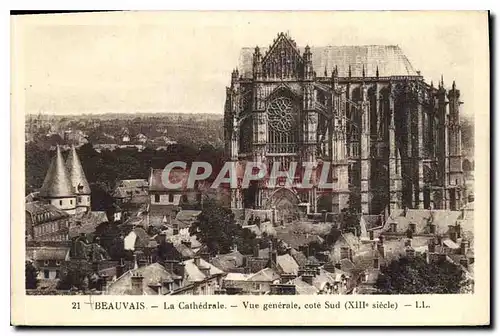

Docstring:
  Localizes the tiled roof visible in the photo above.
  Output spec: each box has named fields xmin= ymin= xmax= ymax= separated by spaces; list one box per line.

xmin=289 ymin=277 xmax=318 ymax=295
xmin=149 ymin=168 xmax=191 ymax=192
xmin=25 ymin=201 xmax=69 ymax=225
xmin=183 ymin=258 xmax=224 ymax=283
xmin=107 ymin=263 xmax=174 ymax=295
xmin=65 ymin=145 xmax=91 ymax=195
xmin=224 ymin=273 xmax=251 ymax=281
xmin=290 ymin=248 xmax=308 ymax=268
xmin=39 ymin=146 xmax=74 ymax=198
xmin=247 ymin=267 xmax=280 ymax=282
xmin=115 ymin=179 xmax=149 ymax=189
xmin=276 ymin=254 xmax=300 ymax=275
xmin=238 ymin=45 xmax=417 ymax=78
xmin=211 ymin=251 xmax=245 ymax=272
xmin=26 ymin=246 xmax=70 ymax=261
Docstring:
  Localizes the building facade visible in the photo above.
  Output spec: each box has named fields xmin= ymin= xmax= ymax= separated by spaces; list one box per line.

xmin=224 ymin=32 xmax=464 ymax=216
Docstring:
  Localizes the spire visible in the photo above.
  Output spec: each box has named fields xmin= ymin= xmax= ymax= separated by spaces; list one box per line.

xmin=39 ymin=145 xmax=73 ymax=198
xmin=452 ymin=80 xmax=456 ymax=90
xmin=440 ymin=74 xmax=444 ymax=88
xmin=362 ymin=64 xmax=366 ymax=77
xmin=348 ymin=64 xmax=352 ymax=77
xmin=66 ymin=145 xmax=91 ymax=195
xmin=376 ymin=65 xmax=379 ymax=78
xmin=324 ymin=66 xmax=328 ymax=77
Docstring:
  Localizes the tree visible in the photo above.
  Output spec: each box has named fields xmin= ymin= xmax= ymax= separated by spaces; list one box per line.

xmin=189 ymin=201 xmax=240 ymax=255
xmin=375 ymin=254 xmax=465 ymax=294
xmin=57 ymin=260 xmax=92 ymax=290
xmin=25 ymin=260 xmax=39 ymax=289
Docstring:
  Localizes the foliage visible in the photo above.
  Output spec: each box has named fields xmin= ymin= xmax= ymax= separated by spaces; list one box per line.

xmin=189 ymin=201 xmax=240 ymax=255
xmin=189 ymin=201 xmax=259 ymax=255
xmin=25 ymin=260 xmax=39 ymax=289
xmin=93 ymin=222 xmax=127 ymax=261
xmin=375 ymin=254 xmax=465 ymax=294
xmin=57 ymin=260 xmax=93 ymax=290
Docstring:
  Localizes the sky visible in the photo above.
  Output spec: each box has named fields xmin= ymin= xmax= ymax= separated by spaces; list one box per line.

xmin=13 ymin=11 xmax=488 ymax=117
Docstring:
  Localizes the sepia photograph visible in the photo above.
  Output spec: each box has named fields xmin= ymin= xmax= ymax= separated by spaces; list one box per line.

xmin=11 ymin=10 xmax=489 ymax=326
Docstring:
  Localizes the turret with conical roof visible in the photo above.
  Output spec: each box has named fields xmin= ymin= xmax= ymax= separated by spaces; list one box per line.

xmin=39 ymin=145 xmax=77 ymax=215
xmin=66 ymin=145 xmax=91 ymax=213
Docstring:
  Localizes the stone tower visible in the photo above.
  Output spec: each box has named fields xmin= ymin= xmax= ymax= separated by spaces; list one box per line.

xmin=39 ymin=145 xmax=77 ymax=215
xmin=65 ymin=145 xmax=91 ymax=213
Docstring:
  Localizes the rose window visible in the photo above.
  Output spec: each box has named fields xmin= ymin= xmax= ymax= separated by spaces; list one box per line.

xmin=267 ymin=97 xmax=295 ymax=133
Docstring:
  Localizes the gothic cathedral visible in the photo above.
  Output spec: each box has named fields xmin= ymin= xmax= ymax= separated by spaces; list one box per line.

xmin=224 ymin=33 xmax=464 ymax=216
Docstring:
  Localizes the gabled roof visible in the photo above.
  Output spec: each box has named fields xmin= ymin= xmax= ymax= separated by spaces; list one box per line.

xmin=65 ymin=145 xmax=91 ymax=195
xmin=276 ymin=254 xmax=300 ymax=275
xmin=39 ymin=146 xmax=73 ymax=198
xmin=239 ymin=43 xmax=417 ymax=78
xmin=247 ymin=267 xmax=280 ymax=282
xmin=183 ymin=258 xmax=224 ymax=283
xmin=107 ymin=263 xmax=174 ymax=295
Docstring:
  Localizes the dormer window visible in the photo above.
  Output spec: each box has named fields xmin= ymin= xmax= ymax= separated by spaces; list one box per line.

xmin=409 ymin=223 xmax=416 ymax=233
xmin=429 ymin=224 xmax=436 ymax=234
xmin=390 ymin=222 xmax=397 ymax=232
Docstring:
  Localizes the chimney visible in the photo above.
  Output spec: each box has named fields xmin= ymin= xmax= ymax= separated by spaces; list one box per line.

xmin=460 ymin=240 xmax=468 ymax=255
xmin=405 ymin=239 xmax=412 ymax=247
xmin=428 ymin=239 xmax=436 ymax=253
xmin=286 ymin=247 xmax=292 ymax=256
xmin=116 ymin=259 xmax=125 ymax=278
xmin=130 ymin=271 xmax=144 ymax=295
xmin=253 ymin=244 xmax=259 ymax=258
xmin=377 ymin=242 xmax=385 ymax=259
xmin=232 ymin=243 xmax=238 ymax=253
xmin=334 ymin=262 xmax=342 ymax=270
xmin=99 ymin=274 xmax=110 ymax=292
xmin=301 ymin=273 xmax=314 ymax=285
xmin=369 ymin=230 xmax=374 ymax=241
xmin=459 ymin=257 xmax=469 ymax=269
xmin=164 ymin=259 xmax=176 ymax=273
xmin=373 ymin=257 xmax=379 ymax=269
xmin=194 ymin=255 xmax=201 ymax=267
xmin=173 ymin=261 xmax=185 ymax=279
xmin=455 ymin=223 xmax=462 ymax=239
xmin=378 ymin=235 xmax=385 ymax=244
xmin=280 ymin=273 xmax=296 ymax=284
xmin=137 ymin=258 xmax=148 ymax=268
xmin=172 ymin=222 xmax=179 ymax=236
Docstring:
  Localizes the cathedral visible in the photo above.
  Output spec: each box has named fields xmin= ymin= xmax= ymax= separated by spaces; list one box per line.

xmin=224 ymin=32 xmax=464 ymax=216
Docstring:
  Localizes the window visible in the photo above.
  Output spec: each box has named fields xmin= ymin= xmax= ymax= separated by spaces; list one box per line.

xmin=409 ymin=223 xmax=416 ymax=233
xmin=70 ymin=199 xmax=73 ymax=205
xmin=154 ymin=194 xmax=160 ymax=203
xmin=373 ymin=258 xmax=379 ymax=269
xmin=55 ymin=270 xmax=60 ymax=279
xmin=44 ymin=260 xmax=49 ymax=266
xmin=340 ymin=247 xmax=349 ymax=260
xmin=44 ymin=270 xmax=50 ymax=279
xmin=59 ymin=200 xmax=63 ymax=206
xmin=56 ymin=261 xmax=61 ymax=266
xmin=78 ymin=196 xmax=82 ymax=203
xmin=169 ymin=194 xmax=175 ymax=203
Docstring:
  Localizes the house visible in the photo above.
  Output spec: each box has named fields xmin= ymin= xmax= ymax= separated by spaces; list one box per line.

xmin=222 ymin=267 xmax=280 ymax=295
xmin=106 ymin=262 xmax=182 ymax=295
xmin=148 ymin=168 xmax=202 ymax=211
xmin=112 ymin=179 xmax=149 ymax=206
xmin=25 ymin=201 xmax=70 ymax=241
xmin=26 ymin=241 xmax=71 ymax=280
